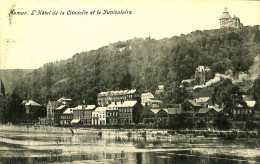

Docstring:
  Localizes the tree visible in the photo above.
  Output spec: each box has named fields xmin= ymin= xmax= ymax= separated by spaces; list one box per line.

xmin=2 ymin=93 xmax=25 ymax=124
xmin=213 ymin=113 xmax=231 ymax=130
xmin=211 ymin=78 xmax=246 ymax=116
xmin=252 ymin=78 xmax=260 ymax=103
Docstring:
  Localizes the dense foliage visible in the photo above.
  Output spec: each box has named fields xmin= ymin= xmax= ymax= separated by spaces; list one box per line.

xmin=12 ymin=26 xmax=260 ymax=105
xmin=211 ymin=78 xmax=246 ymax=116
xmin=0 ymin=93 xmax=26 ymax=124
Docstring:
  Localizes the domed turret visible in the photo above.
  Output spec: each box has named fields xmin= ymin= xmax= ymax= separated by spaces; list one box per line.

xmin=220 ymin=7 xmax=231 ymax=20
xmin=219 ymin=7 xmax=243 ymax=29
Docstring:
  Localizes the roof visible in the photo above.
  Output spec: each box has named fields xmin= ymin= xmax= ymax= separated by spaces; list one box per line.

xmin=194 ymin=97 xmax=210 ymax=103
xmin=208 ymin=105 xmax=223 ymax=112
xmin=71 ymin=119 xmax=80 ymax=124
xmin=197 ymin=108 xmax=211 ymax=114
xmin=98 ymin=89 xmax=137 ymax=97
xmin=94 ymin=107 xmax=107 ymax=112
xmin=220 ymin=8 xmax=231 ymax=19
xmin=237 ymin=101 xmax=256 ymax=108
xmin=150 ymin=109 xmax=161 ymax=114
xmin=148 ymin=99 xmax=163 ymax=103
xmin=58 ymin=97 xmax=72 ymax=101
xmin=164 ymin=108 xmax=182 ymax=114
xmin=62 ymin=108 xmax=73 ymax=114
xmin=86 ymin=105 xmax=96 ymax=110
xmin=56 ymin=105 xmax=66 ymax=110
xmin=158 ymin=85 xmax=164 ymax=89
xmin=141 ymin=92 xmax=154 ymax=97
xmin=74 ymin=105 xmax=85 ymax=109
xmin=246 ymin=101 xmax=256 ymax=108
xmin=107 ymin=100 xmax=137 ymax=108
xmin=25 ymin=100 xmax=42 ymax=106
xmin=186 ymin=100 xmax=202 ymax=107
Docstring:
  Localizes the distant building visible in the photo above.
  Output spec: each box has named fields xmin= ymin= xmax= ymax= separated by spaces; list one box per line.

xmin=97 ymin=89 xmax=141 ymax=107
xmin=182 ymin=100 xmax=202 ymax=115
xmin=219 ymin=7 xmax=243 ymax=29
xmin=85 ymin=105 xmax=96 ymax=125
xmin=143 ymin=108 xmax=172 ymax=126
xmin=57 ymin=97 xmax=72 ymax=106
xmin=194 ymin=97 xmax=210 ymax=107
xmin=106 ymin=100 xmax=143 ymax=125
xmin=71 ymin=105 xmax=96 ymax=125
xmin=60 ymin=108 xmax=73 ymax=125
xmin=106 ymin=104 xmax=119 ymax=125
xmin=118 ymin=100 xmax=143 ymax=125
xmin=54 ymin=105 xmax=67 ymax=125
xmin=195 ymin=108 xmax=219 ymax=125
xmin=147 ymin=99 xmax=163 ymax=109
xmin=46 ymin=101 xmax=57 ymax=124
xmin=233 ymin=100 xmax=255 ymax=120
xmin=195 ymin=66 xmax=213 ymax=85
xmin=141 ymin=92 xmax=154 ymax=105
xmin=71 ymin=105 xmax=86 ymax=125
xmin=92 ymin=107 xmax=107 ymax=125
xmin=155 ymin=85 xmax=165 ymax=97
xmin=24 ymin=100 xmax=42 ymax=114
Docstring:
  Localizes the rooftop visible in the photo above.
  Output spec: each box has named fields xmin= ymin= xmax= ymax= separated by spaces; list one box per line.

xmin=164 ymin=108 xmax=182 ymax=114
xmin=25 ymin=100 xmax=42 ymax=106
xmin=107 ymin=100 xmax=138 ymax=108
xmin=141 ymin=92 xmax=154 ymax=97
xmin=98 ymin=89 xmax=137 ymax=97
xmin=186 ymin=100 xmax=202 ymax=107
xmin=62 ymin=108 xmax=73 ymax=114
xmin=197 ymin=108 xmax=212 ymax=114
xmin=86 ymin=105 xmax=96 ymax=110
xmin=56 ymin=105 xmax=67 ymax=110
xmin=150 ymin=109 xmax=161 ymax=114
xmin=94 ymin=107 xmax=107 ymax=112
xmin=194 ymin=97 xmax=210 ymax=103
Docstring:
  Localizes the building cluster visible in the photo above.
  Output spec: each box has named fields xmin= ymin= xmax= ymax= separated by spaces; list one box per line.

xmin=38 ymin=90 xmax=143 ymax=126
xmin=21 ymin=65 xmax=258 ymax=129
xmin=180 ymin=66 xmax=214 ymax=89
xmin=219 ymin=7 xmax=243 ymax=29
xmin=31 ymin=65 xmax=257 ymax=128
xmin=34 ymin=88 xmax=257 ymax=129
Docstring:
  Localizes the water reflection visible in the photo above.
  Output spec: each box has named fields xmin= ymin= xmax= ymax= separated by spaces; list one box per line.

xmin=0 ymin=129 xmax=260 ymax=164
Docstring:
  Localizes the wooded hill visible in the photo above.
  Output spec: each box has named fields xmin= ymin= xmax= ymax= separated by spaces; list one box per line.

xmin=12 ymin=26 xmax=260 ymax=106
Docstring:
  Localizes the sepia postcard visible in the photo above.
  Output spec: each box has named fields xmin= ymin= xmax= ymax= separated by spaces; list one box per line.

xmin=0 ymin=0 xmax=260 ymax=163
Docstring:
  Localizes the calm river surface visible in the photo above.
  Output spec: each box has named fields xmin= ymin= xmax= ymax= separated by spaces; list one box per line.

xmin=0 ymin=128 xmax=260 ymax=164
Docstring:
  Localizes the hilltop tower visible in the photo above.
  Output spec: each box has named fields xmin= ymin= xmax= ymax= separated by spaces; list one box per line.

xmin=219 ymin=7 xmax=243 ymax=29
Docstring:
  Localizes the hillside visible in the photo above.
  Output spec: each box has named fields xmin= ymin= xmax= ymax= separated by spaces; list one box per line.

xmin=0 ymin=69 xmax=34 ymax=94
xmin=12 ymin=26 xmax=260 ymax=105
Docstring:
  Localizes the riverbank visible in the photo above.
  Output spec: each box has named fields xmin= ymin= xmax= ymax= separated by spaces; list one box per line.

xmin=1 ymin=124 xmax=260 ymax=139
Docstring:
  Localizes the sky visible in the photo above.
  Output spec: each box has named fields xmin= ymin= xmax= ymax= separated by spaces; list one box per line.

xmin=0 ymin=0 xmax=259 ymax=69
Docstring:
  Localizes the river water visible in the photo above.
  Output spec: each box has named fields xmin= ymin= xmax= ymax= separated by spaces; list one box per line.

xmin=0 ymin=128 xmax=260 ymax=164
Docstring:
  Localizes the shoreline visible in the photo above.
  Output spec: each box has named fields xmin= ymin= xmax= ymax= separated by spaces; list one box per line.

xmin=1 ymin=124 xmax=260 ymax=139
